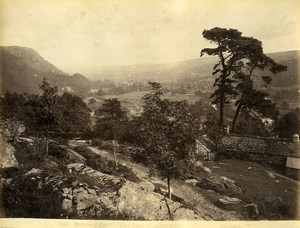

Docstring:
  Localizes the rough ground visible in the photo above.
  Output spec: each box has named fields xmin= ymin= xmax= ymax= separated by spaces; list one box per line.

xmin=88 ymin=147 xmax=300 ymax=220
xmin=1 ymin=139 xmax=299 ymax=220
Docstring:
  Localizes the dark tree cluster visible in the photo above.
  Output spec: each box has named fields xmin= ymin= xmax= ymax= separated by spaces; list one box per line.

xmin=1 ymin=78 xmax=91 ymax=154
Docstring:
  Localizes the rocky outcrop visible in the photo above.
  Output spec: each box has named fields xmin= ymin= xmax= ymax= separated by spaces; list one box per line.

xmin=197 ymin=175 xmax=243 ymax=197
xmin=1 ymin=141 xmax=19 ymax=169
xmin=66 ymin=163 xmax=198 ymax=220
xmin=2 ymin=162 xmax=198 ymax=220
xmin=118 ymin=181 xmax=197 ymax=220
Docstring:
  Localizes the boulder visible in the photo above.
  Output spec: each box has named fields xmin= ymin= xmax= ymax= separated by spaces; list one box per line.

xmin=263 ymin=196 xmax=289 ymax=216
xmin=117 ymin=181 xmax=197 ymax=220
xmin=1 ymin=142 xmax=19 ymax=169
xmin=219 ymin=176 xmax=243 ymax=195
xmin=67 ymin=149 xmax=87 ymax=164
xmin=197 ymin=177 xmax=225 ymax=193
xmin=139 ymin=180 xmax=155 ymax=192
xmin=245 ymin=203 xmax=259 ymax=220
xmin=173 ymin=207 xmax=197 ymax=220
xmin=185 ymin=179 xmax=199 ymax=185
xmin=117 ymin=181 xmax=168 ymax=220
xmin=218 ymin=196 xmax=241 ymax=205
xmin=197 ymin=175 xmax=243 ymax=196
xmin=25 ymin=168 xmax=42 ymax=176
xmin=216 ymin=196 xmax=242 ymax=211
xmin=18 ymin=137 xmax=34 ymax=143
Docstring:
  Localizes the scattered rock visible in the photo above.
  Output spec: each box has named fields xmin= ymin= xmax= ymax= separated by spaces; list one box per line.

xmin=219 ymin=176 xmax=243 ymax=196
xmin=68 ymin=149 xmax=87 ymax=164
xmin=218 ymin=196 xmax=241 ymax=205
xmin=1 ymin=142 xmax=19 ymax=169
xmin=67 ymin=163 xmax=85 ymax=172
xmin=245 ymin=203 xmax=259 ymax=220
xmin=185 ymin=179 xmax=199 ymax=185
xmin=197 ymin=175 xmax=243 ymax=196
xmin=62 ymin=199 xmax=73 ymax=212
xmin=45 ymin=159 xmax=59 ymax=169
xmin=18 ymin=137 xmax=34 ymax=143
xmin=216 ymin=196 xmax=242 ymax=211
xmin=197 ymin=177 xmax=225 ymax=193
xmin=139 ymin=180 xmax=155 ymax=192
xmin=203 ymin=167 xmax=212 ymax=173
xmin=202 ymin=213 xmax=214 ymax=221
xmin=195 ymin=161 xmax=203 ymax=167
xmin=25 ymin=168 xmax=42 ymax=176
xmin=218 ymin=162 xmax=228 ymax=165
xmin=173 ymin=207 xmax=198 ymax=220
xmin=266 ymin=171 xmax=276 ymax=178
xmin=263 ymin=196 xmax=289 ymax=215
xmin=1 ymin=178 xmax=12 ymax=185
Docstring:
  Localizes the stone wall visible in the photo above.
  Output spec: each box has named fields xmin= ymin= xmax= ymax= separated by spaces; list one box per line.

xmin=217 ymin=134 xmax=300 ymax=168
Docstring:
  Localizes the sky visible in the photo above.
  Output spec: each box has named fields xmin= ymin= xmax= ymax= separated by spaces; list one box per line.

xmin=0 ymin=0 xmax=300 ymax=76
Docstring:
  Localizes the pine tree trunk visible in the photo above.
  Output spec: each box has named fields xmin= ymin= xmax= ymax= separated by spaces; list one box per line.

xmin=231 ymin=104 xmax=242 ymax=132
xmin=113 ymin=145 xmax=118 ymax=167
xmin=45 ymin=135 xmax=49 ymax=156
xmin=167 ymin=177 xmax=171 ymax=200
xmin=219 ymin=97 xmax=224 ymax=133
xmin=113 ymin=135 xmax=118 ymax=167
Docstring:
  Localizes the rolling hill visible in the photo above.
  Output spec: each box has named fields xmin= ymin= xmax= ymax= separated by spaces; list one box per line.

xmin=0 ymin=46 xmax=93 ymax=94
xmin=1 ymin=46 xmax=299 ymax=100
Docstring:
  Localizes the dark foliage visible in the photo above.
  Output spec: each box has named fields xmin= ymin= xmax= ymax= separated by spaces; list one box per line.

xmin=73 ymin=146 xmax=140 ymax=183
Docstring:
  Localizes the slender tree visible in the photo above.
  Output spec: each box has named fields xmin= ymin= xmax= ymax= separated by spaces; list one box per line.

xmin=139 ymin=82 xmax=201 ymax=199
xmin=95 ymin=98 xmax=128 ymax=166
xmin=201 ymin=28 xmax=241 ymax=131
xmin=57 ymin=93 xmax=91 ymax=134
xmin=25 ymin=78 xmax=60 ymax=155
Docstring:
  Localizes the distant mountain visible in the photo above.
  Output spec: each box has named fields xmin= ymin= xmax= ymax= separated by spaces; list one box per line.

xmin=87 ymin=50 xmax=299 ymax=91
xmin=261 ymin=50 xmax=300 ymax=88
xmin=87 ymin=57 xmax=217 ymax=83
xmin=1 ymin=46 xmax=299 ymax=97
xmin=0 ymin=46 xmax=93 ymax=94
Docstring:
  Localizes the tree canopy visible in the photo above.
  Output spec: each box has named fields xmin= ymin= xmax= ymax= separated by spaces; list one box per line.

xmin=95 ymin=98 xmax=128 ymax=140
xmin=137 ymin=81 xmax=201 ymax=199
xmin=201 ymin=27 xmax=287 ymax=133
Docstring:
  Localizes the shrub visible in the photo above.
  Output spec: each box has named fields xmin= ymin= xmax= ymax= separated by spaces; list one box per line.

xmin=2 ymin=173 xmax=64 ymax=218
xmin=48 ymin=143 xmax=68 ymax=159
xmin=74 ymin=146 xmax=140 ymax=183
xmin=91 ymin=139 xmax=102 ymax=147
xmin=129 ymin=147 xmax=150 ymax=165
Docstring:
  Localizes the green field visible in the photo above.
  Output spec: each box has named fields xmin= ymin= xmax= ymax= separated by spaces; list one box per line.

xmin=84 ymin=91 xmax=201 ymax=115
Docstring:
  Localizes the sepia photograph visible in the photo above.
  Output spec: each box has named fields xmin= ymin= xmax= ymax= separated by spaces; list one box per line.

xmin=0 ymin=0 xmax=299 ymax=226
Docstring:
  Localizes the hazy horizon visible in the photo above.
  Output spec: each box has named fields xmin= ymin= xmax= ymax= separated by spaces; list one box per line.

xmin=1 ymin=0 xmax=300 ymax=77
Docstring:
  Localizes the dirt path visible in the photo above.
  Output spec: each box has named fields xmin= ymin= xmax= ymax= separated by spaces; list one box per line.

xmin=88 ymin=147 xmax=243 ymax=220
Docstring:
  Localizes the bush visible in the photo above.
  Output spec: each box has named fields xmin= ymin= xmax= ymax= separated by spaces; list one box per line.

xmin=48 ymin=143 xmax=68 ymax=159
xmin=2 ymin=173 xmax=64 ymax=218
xmin=98 ymin=141 xmax=113 ymax=151
xmin=91 ymin=139 xmax=102 ymax=147
xmin=129 ymin=147 xmax=150 ymax=165
xmin=74 ymin=146 xmax=140 ymax=183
